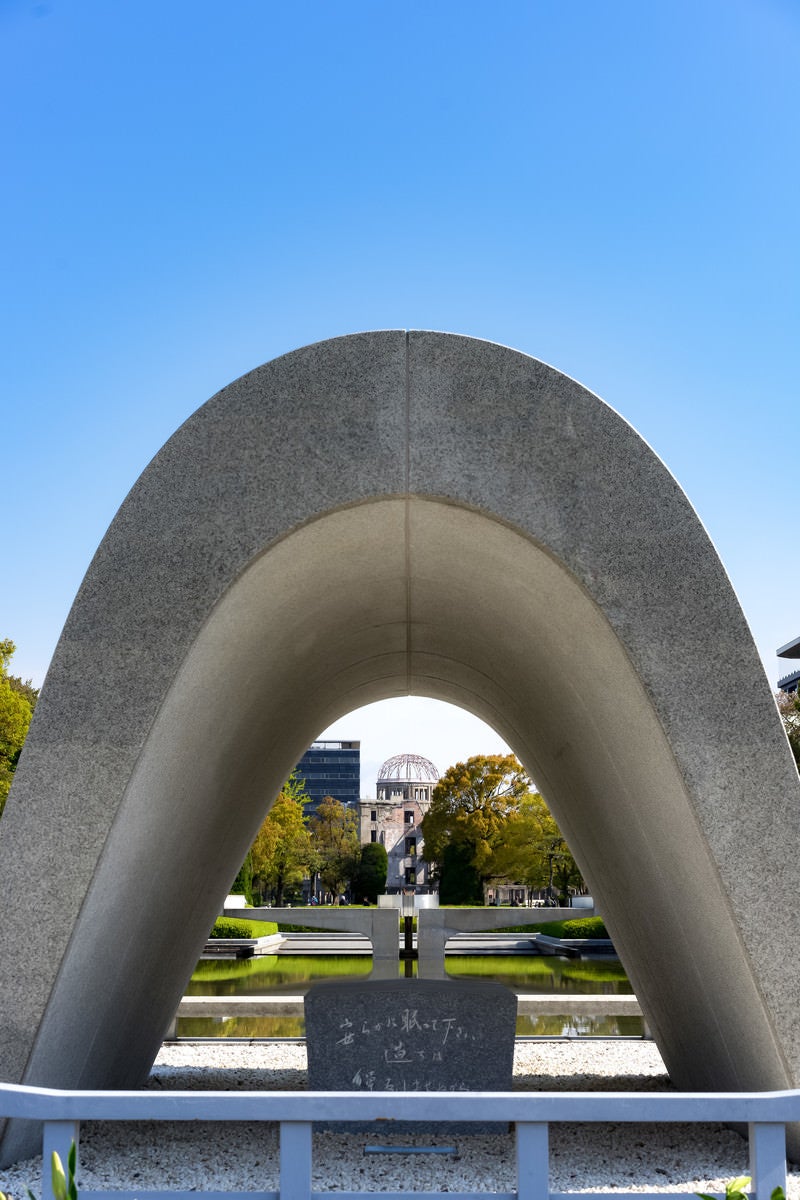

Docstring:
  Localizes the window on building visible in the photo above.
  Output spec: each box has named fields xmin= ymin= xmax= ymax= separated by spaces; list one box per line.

xmin=405 ymin=837 xmax=416 ymax=856
xmin=404 ymin=810 xmax=414 ymax=824
xmin=370 ymin=830 xmax=377 ymax=843
xmin=371 ymin=809 xmax=377 ymax=822
xmin=405 ymin=868 xmax=416 ymax=885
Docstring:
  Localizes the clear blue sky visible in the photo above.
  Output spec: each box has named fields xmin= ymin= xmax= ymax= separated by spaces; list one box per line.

xmin=2 ymin=1 xmax=798 ymax=791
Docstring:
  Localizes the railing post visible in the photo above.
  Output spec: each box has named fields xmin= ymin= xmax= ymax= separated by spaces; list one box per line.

xmin=516 ymin=1121 xmax=550 ymax=1200
xmin=749 ymin=1122 xmax=786 ymax=1200
xmin=280 ymin=1120 xmax=312 ymax=1200
xmin=42 ymin=1120 xmax=80 ymax=1200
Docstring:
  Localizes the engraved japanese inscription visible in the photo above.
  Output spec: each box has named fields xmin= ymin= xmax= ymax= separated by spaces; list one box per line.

xmin=305 ymin=977 xmax=516 ymax=1095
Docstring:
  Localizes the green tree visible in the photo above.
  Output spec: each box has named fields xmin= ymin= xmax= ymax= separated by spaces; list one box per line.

xmin=777 ymin=689 xmax=800 ymax=769
xmin=490 ymin=791 xmax=584 ymax=902
xmin=351 ymin=841 xmax=388 ymax=903
xmin=230 ymin=854 xmax=254 ymax=905
xmin=0 ymin=640 xmax=36 ymax=819
xmin=249 ymin=773 xmax=316 ymax=905
xmin=309 ymin=796 xmax=361 ymax=902
xmin=438 ymin=841 xmax=484 ymax=904
xmin=421 ymin=754 xmax=531 ymax=899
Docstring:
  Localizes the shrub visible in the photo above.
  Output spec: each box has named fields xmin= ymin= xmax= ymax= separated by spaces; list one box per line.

xmin=534 ymin=915 xmax=609 ymax=939
xmin=208 ymin=917 xmax=278 ymax=938
xmin=209 ymin=917 xmax=255 ymax=939
xmin=209 ymin=917 xmax=255 ymax=938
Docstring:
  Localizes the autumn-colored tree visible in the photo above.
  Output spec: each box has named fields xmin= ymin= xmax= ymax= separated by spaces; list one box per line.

xmin=490 ymin=792 xmax=584 ymax=903
xmin=421 ymin=754 xmax=531 ymax=897
xmin=248 ymin=773 xmax=316 ymax=905
xmin=309 ymin=795 xmax=361 ymax=902
xmin=0 ymin=640 xmax=37 ymax=819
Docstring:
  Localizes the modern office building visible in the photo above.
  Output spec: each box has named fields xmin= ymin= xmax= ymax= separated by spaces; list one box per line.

xmin=777 ymin=635 xmax=800 ymax=695
xmin=295 ymin=740 xmax=360 ymax=813
xmin=359 ymin=752 xmax=439 ymax=891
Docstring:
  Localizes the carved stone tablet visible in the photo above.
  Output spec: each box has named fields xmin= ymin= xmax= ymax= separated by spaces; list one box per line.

xmin=305 ymin=977 xmax=516 ymax=1132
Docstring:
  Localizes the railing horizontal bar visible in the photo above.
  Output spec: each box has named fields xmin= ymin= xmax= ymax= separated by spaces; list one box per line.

xmin=82 ymin=1193 xmax=277 ymax=1200
xmin=37 ymin=1192 xmax=736 ymax=1200
xmin=3 ymin=1083 xmax=800 ymax=1123
xmin=313 ymin=1194 xmax=516 ymax=1200
xmin=33 ymin=1190 xmax=737 ymax=1200
xmin=550 ymin=1194 xmax=712 ymax=1200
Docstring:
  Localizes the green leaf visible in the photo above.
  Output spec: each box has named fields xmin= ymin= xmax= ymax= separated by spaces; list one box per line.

xmin=66 ymin=1139 xmax=78 ymax=1200
xmin=51 ymin=1150 xmax=68 ymax=1200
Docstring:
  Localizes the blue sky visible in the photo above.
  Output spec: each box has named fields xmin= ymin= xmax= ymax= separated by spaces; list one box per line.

xmin=2 ymin=1 xmax=798 ymax=792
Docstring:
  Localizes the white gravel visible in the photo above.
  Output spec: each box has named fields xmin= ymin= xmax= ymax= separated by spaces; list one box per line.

xmin=2 ymin=1040 xmax=797 ymax=1196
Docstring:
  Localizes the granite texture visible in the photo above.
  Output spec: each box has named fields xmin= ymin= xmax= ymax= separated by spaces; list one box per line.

xmin=2 ymin=331 xmax=800 ymax=1164
xmin=305 ymin=977 xmax=516 ymax=1095
xmin=306 ymin=977 xmax=516 ymax=1134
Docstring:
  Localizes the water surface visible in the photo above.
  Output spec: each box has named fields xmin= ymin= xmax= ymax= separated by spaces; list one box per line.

xmin=179 ymin=954 xmax=641 ymax=1038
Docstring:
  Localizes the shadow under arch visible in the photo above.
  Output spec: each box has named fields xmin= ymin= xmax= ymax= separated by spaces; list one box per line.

xmin=2 ymin=330 xmax=800 ymax=1164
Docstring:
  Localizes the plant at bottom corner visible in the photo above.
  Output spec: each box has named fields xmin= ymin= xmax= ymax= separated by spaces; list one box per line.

xmin=1 ymin=1141 xmax=77 ymax=1200
xmin=46 ymin=1143 xmax=77 ymax=1200
xmin=698 ymin=1178 xmax=785 ymax=1200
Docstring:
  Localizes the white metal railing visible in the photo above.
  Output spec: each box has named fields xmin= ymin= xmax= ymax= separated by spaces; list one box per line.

xmin=0 ymin=1082 xmax=794 ymax=1200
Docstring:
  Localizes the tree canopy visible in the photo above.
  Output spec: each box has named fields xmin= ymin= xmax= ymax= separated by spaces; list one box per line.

xmin=351 ymin=841 xmax=388 ymax=903
xmin=0 ymin=640 xmax=37 ymax=819
xmin=421 ymin=753 xmax=531 ymax=885
xmin=247 ymin=772 xmax=316 ymax=905
xmin=490 ymin=791 xmax=583 ymax=903
xmin=421 ymin=753 xmax=584 ymax=903
xmin=309 ymin=795 xmax=361 ymax=902
xmin=437 ymin=840 xmax=484 ymax=904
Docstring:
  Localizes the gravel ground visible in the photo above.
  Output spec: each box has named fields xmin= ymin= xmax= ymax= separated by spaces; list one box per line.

xmin=2 ymin=1040 xmax=797 ymax=1196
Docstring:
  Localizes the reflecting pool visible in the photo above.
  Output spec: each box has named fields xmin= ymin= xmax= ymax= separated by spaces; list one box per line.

xmin=178 ymin=954 xmax=641 ymax=1039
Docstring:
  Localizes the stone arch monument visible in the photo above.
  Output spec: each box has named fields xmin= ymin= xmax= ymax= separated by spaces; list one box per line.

xmin=2 ymin=331 xmax=800 ymax=1163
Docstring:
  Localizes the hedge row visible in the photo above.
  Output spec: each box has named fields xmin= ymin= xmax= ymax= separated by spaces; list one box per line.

xmin=534 ymin=916 xmax=609 ymax=939
xmin=208 ymin=917 xmax=279 ymax=939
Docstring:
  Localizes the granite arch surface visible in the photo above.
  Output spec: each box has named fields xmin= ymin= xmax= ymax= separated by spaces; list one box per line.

xmin=2 ymin=330 xmax=800 ymax=1163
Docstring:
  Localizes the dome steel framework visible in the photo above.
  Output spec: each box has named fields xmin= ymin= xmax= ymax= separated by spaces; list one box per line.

xmin=376 ymin=752 xmax=439 ymax=784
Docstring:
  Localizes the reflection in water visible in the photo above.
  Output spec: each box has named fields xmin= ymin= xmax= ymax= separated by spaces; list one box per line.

xmin=178 ymin=954 xmax=642 ymax=1039
xmin=187 ymin=955 xmax=372 ymax=995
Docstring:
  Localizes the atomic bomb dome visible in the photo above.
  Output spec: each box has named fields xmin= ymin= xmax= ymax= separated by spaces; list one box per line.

xmin=377 ymin=752 xmax=439 ymax=787
xmin=357 ymin=752 xmax=441 ymax=893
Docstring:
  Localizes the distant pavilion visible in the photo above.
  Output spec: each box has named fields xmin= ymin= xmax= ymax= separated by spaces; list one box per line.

xmin=777 ymin=634 xmax=800 ymax=694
